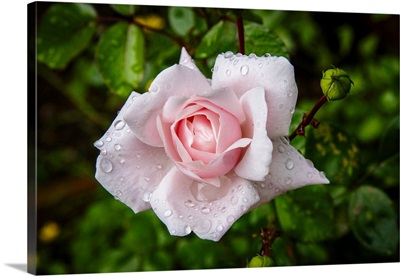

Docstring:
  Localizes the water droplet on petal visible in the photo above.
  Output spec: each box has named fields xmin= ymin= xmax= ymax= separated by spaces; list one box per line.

xmin=105 ymin=136 xmax=112 ymax=142
xmin=284 ymin=177 xmax=292 ymax=185
xmin=144 ymin=177 xmax=150 ymax=182
xmin=100 ymin=149 xmax=107 ymax=156
xmin=149 ymin=83 xmax=160 ymax=93
xmin=306 ymin=159 xmax=314 ymax=168
xmin=188 ymin=215 xmax=194 ymax=220
xmin=249 ymin=53 xmax=257 ymax=58
xmin=216 ymin=225 xmax=224 ymax=232
xmin=290 ymin=107 xmax=295 ymax=114
xmin=224 ymin=51 xmax=234 ymax=58
xmin=155 ymin=164 xmax=163 ymax=170
xmin=260 ymin=183 xmax=266 ymax=188
xmin=306 ymin=172 xmax=313 ymax=178
xmin=242 ymin=198 xmax=248 ymax=203
xmin=115 ymin=190 xmax=123 ymax=199
xmin=227 ymin=215 xmax=235 ymax=223
xmin=114 ymin=144 xmax=121 ymax=151
xmin=226 ymin=69 xmax=231 ymax=76
xmin=231 ymin=196 xmax=239 ymax=205
xmin=171 ymin=229 xmax=176 ymax=234
xmin=114 ymin=120 xmax=126 ymax=130
xmin=233 ymin=59 xmax=239 ymax=65
xmin=184 ymin=225 xmax=191 ymax=234
xmin=142 ymin=192 xmax=152 ymax=202
xmin=258 ymin=62 xmax=263 ymax=68
xmin=100 ymin=158 xmax=113 ymax=173
xmin=136 ymin=153 xmax=141 ymax=159
xmin=319 ymin=171 xmax=326 ymax=178
xmin=278 ymin=145 xmax=285 ymax=153
xmin=285 ymin=158 xmax=294 ymax=170
xmin=118 ymin=177 xmax=124 ymax=182
xmin=163 ymin=209 xmax=173 ymax=217
xmin=201 ymin=207 xmax=211 ymax=214
xmin=94 ymin=140 xmax=104 ymax=148
xmin=240 ymin=65 xmax=249 ymax=76
xmin=184 ymin=200 xmax=195 ymax=208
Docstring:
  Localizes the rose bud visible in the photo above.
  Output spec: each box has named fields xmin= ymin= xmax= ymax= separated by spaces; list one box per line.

xmin=320 ymin=67 xmax=353 ymax=101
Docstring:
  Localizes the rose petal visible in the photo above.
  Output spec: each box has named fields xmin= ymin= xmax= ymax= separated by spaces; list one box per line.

xmin=124 ymin=64 xmax=211 ymax=147
xmin=179 ymin=47 xmax=201 ymax=72
xmin=234 ymin=86 xmax=273 ymax=181
xmin=212 ymin=53 xmax=298 ymax=138
xmin=149 ymin=167 xmax=260 ymax=241
xmin=251 ymin=136 xmax=329 ymax=209
xmin=94 ymin=92 xmax=174 ymax=213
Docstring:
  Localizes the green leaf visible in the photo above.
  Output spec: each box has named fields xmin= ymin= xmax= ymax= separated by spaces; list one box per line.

xmin=275 ymin=185 xmax=335 ymax=242
xmin=305 ymin=123 xmax=360 ymax=186
xmin=270 ymin=236 xmax=296 ymax=266
xmin=295 ymin=242 xmax=329 ymax=265
xmin=195 ymin=20 xmax=237 ymax=59
xmin=110 ymin=4 xmax=136 ymax=16
xmin=244 ymin=22 xmax=289 ymax=58
xmin=37 ymin=3 xmax=97 ymax=69
xmin=97 ymin=22 xmax=145 ymax=97
xmin=168 ymin=6 xmax=195 ymax=36
xmin=348 ymin=185 xmax=399 ymax=255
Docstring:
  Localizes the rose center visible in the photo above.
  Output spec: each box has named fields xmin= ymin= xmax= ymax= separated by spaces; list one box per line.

xmin=187 ymin=115 xmax=216 ymax=153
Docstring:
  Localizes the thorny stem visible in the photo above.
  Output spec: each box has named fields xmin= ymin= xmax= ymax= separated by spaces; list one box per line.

xmin=289 ymin=95 xmax=328 ymax=141
xmin=236 ymin=13 xmax=245 ymax=54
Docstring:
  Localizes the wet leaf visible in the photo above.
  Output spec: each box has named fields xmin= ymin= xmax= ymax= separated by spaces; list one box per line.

xmin=37 ymin=3 xmax=97 ymax=69
xmin=96 ymin=22 xmax=145 ymax=97
xmin=349 ymin=185 xmax=399 ymax=256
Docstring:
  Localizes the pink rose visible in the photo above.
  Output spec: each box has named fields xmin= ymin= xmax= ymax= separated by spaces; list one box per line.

xmin=94 ymin=48 xmax=329 ymax=241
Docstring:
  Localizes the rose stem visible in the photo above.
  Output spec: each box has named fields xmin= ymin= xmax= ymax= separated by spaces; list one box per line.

xmin=236 ymin=12 xmax=245 ymax=54
xmin=288 ymin=95 xmax=328 ymax=141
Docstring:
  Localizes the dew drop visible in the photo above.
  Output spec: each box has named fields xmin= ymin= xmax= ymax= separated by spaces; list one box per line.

xmin=188 ymin=215 xmax=194 ymax=220
xmin=149 ymin=83 xmax=160 ymax=93
xmin=144 ymin=177 xmax=150 ymax=182
xmin=240 ymin=65 xmax=249 ymax=76
xmin=278 ymin=145 xmax=285 ymax=153
xmin=165 ymin=82 xmax=172 ymax=90
xmin=94 ymin=140 xmax=104 ymax=148
xmin=178 ymin=214 xmax=183 ymax=219
xmin=201 ymin=207 xmax=211 ymax=214
xmin=142 ymin=192 xmax=152 ymax=202
xmin=100 ymin=158 xmax=113 ymax=173
xmin=290 ymin=107 xmax=295 ymax=114
xmin=184 ymin=200 xmax=195 ymax=208
xmin=184 ymin=225 xmax=192 ymax=234
xmin=236 ymin=53 xmax=242 ymax=57
xmin=319 ymin=171 xmax=326 ymax=178
xmin=171 ymin=229 xmax=176 ymax=234
xmin=118 ymin=177 xmax=124 ymax=182
xmin=100 ymin=149 xmax=107 ymax=156
xmin=307 ymin=172 xmax=313 ymax=178
xmin=233 ymin=59 xmax=239 ymax=65
xmin=258 ymin=62 xmax=263 ymax=68
xmin=226 ymin=69 xmax=231 ymax=76
xmin=249 ymin=53 xmax=257 ymax=58
xmin=114 ymin=144 xmax=121 ymax=151
xmin=163 ymin=209 xmax=173 ymax=217
xmin=288 ymin=91 xmax=293 ymax=97
xmin=306 ymin=159 xmax=314 ymax=168
xmin=230 ymin=196 xmax=239 ymax=205
xmin=216 ymin=225 xmax=224 ymax=232
xmin=240 ymin=205 xmax=247 ymax=212
xmin=115 ymin=190 xmax=123 ymax=198
xmin=136 ymin=153 xmax=141 ymax=159
xmin=105 ymin=136 xmax=112 ymax=142
xmin=114 ymin=120 xmax=126 ymax=130
xmin=260 ymin=183 xmax=266 ymax=188
xmin=224 ymin=51 xmax=234 ymax=58
xmin=227 ymin=215 xmax=235 ymax=223
xmin=284 ymin=177 xmax=292 ymax=185
xmin=242 ymin=198 xmax=248 ymax=203
xmin=155 ymin=164 xmax=163 ymax=170
xmin=285 ymin=158 xmax=294 ymax=170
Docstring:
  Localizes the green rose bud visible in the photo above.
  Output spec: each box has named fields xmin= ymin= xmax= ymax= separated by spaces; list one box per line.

xmin=320 ymin=67 xmax=354 ymax=101
xmin=246 ymin=255 xmax=274 ymax=268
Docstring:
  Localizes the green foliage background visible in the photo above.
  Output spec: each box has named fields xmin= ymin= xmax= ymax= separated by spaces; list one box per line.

xmin=29 ymin=2 xmax=399 ymax=274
